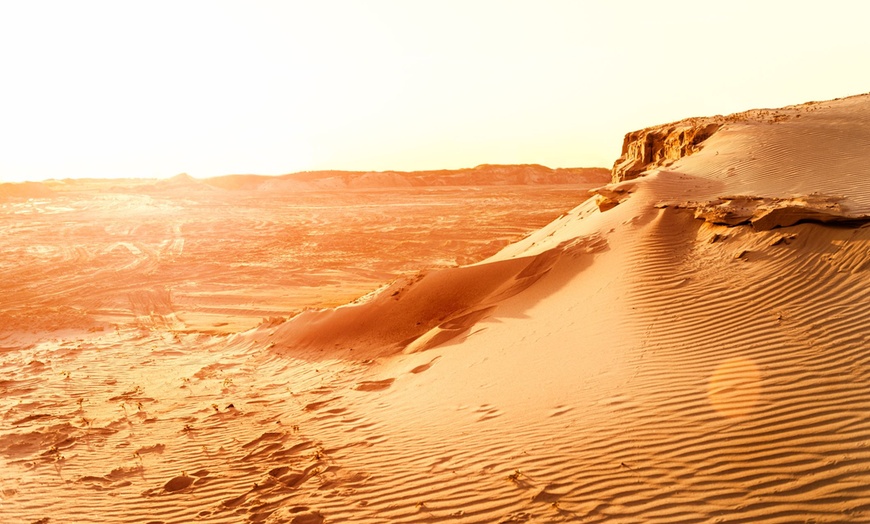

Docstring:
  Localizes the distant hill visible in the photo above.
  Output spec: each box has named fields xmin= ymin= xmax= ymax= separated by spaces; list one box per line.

xmin=202 ymin=164 xmax=611 ymax=191
xmin=14 ymin=165 xmax=612 ymax=195
xmin=149 ymin=173 xmax=214 ymax=191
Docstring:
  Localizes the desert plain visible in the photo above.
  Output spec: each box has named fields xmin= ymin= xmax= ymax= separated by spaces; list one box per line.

xmin=2 ymin=94 xmax=870 ymax=523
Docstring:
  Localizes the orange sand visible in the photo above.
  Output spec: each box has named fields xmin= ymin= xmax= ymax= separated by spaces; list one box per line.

xmin=3 ymin=95 xmax=870 ymax=523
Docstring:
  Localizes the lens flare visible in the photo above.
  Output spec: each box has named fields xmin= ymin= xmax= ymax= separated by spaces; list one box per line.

xmin=707 ymin=356 xmax=762 ymax=419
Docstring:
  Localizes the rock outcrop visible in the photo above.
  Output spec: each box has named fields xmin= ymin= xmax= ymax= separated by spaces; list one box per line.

xmin=590 ymin=180 xmax=637 ymax=212
xmin=611 ymin=119 xmax=721 ymax=182
xmin=608 ymin=99 xmax=831 ymax=184
xmin=663 ymin=194 xmax=870 ymax=231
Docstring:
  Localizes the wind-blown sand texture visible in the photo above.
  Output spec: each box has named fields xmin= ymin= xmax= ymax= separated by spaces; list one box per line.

xmin=3 ymin=94 xmax=870 ymax=523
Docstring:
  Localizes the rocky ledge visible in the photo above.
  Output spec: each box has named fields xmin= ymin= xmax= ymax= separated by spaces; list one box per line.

xmin=611 ymin=118 xmax=721 ymax=183
xmin=662 ymin=194 xmax=870 ymax=231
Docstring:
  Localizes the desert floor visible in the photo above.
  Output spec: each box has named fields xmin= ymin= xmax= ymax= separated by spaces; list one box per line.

xmin=1 ymin=174 xmax=607 ymax=523
xmin=3 ymin=94 xmax=870 ymax=524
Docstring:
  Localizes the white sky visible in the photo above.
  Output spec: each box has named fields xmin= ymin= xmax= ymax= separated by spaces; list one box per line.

xmin=1 ymin=0 xmax=869 ymax=182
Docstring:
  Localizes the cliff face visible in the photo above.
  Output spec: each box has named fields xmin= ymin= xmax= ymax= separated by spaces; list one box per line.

xmin=611 ymin=119 xmax=721 ymax=182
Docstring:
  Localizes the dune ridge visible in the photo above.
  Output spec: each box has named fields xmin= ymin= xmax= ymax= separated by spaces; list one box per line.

xmin=3 ymin=94 xmax=870 ymax=523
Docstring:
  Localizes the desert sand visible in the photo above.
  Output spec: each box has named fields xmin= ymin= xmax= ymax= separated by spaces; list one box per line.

xmin=2 ymin=94 xmax=870 ymax=523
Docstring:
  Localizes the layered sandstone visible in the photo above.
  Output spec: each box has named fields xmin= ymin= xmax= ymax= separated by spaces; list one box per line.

xmin=611 ymin=119 xmax=721 ymax=182
xmin=663 ymin=194 xmax=870 ymax=230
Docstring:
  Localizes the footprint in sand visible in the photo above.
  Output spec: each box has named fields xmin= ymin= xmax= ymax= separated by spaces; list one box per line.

xmin=304 ymin=398 xmax=338 ymax=411
xmin=163 ymin=474 xmax=194 ymax=492
xmin=157 ymin=469 xmax=209 ymax=493
xmin=410 ymin=356 xmax=441 ymax=374
xmin=353 ymin=378 xmax=395 ymax=392
xmin=530 ymin=483 xmax=564 ymax=504
xmin=547 ymin=405 xmax=572 ymax=417
xmin=290 ymin=512 xmax=324 ymax=524
xmin=135 ymin=443 xmax=165 ymax=455
xmin=221 ymin=492 xmax=247 ymax=508
xmin=475 ymin=404 xmax=502 ymax=422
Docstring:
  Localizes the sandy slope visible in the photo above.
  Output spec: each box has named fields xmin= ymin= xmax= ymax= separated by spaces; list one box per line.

xmin=3 ymin=95 xmax=870 ymax=523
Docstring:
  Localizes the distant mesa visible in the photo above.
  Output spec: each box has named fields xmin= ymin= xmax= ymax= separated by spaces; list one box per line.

xmin=7 ymin=165 xmax=611 ymax=195
xmin=202 ymin=164 xmax=611 ymax=192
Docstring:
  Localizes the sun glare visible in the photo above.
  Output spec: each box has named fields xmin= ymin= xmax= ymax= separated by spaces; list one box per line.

xmin=1 ymin=1 xmax=869 ymax=182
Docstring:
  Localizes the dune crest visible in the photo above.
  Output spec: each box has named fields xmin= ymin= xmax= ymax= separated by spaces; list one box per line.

xmin=267 ymin=232 xmax=607 ymax=359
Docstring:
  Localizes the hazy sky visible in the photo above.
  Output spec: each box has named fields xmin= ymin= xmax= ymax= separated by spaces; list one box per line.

xmin=2 ymin=1 xmax=869 ymax=182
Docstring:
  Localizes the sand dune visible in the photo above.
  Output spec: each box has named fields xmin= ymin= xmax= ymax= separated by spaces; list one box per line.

xmin=3 ymin=95 xmax=870 ymax=523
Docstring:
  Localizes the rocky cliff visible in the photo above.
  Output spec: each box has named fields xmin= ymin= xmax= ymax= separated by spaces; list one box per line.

xmin=608 ymin=99 xmax=828 ymax=183
xmin=611 ymin=119 xmax=721 ymax=182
